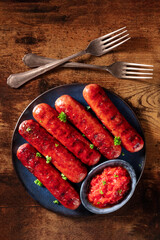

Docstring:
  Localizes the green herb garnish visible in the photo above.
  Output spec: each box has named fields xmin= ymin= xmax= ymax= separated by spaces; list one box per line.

xmin=86 ymin=106 xmax=91 ymax=110
xmin=34 ymin=179 xmax=43 ymax=187
xmin=26 ymin=127 xmax=31 ymax=132
xmin=36 ymin=152 xmax=42 ymax=157
xmin=97 ymin=202 xmax=100 ymax=204
xmin=39 ymin=120 xmax=42 ymax=123
xmin=114 ymin=136 xmax=121 ymax=146
xmin=99 ymin=190 xmax=104 ymax=194
xmin=58 ymin=112 xmax=67 ymax=122
xmin=114 ymin=174 xmax=119 ymax=178
xmin=103 ymin=126 xmax=106 ymax=129
xmin=53 ymin=200 xmax=59 ymax=204
xmin=55 ymin=143 xmax=59 ymax=147
xmin=102 ymin=180 xmax=106 ymax=185
xmin=118 ymin=189 xmax=122 ymax=195
xmin=90 ymin=144 xmax=94 ymax=149
xmin=82 ymin=134 xmax=85 ymax=137
xmin=122 ymin=152 xmax=125 ymax=156
xmin=46 ymin=155 xmax=52 ymax=164
xmin=61 ymin=173 xmax=67 ymax=180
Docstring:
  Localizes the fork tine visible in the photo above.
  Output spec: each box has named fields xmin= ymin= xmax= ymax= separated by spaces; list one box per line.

xmin=102 ymin=30 xmax=128 ymax=44
xmin=123 ymin=71 xmax=153 ymax=75
xmin=102 ymin=34 xmax=129 ymax=49
xmin=122 ymin=75 xmax=153 ymax=79
xmin=123 ymin=67 xmax=153 ymax=71
xmin=124 ymin=62 xmax=154 ymax=67
xmin=99 ymin=27 xmax=126 ymax=40
xmin=103 ymin=37 xmax=131 ymax=53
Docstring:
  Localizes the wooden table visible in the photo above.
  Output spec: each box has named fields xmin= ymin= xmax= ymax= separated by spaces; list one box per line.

xmin=1 ymin=1 xmax=160 ymax=239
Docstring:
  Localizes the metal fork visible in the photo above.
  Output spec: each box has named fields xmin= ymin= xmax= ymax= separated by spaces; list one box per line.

xmin=7 ymin=27 xmax=130 ymax=88
xmin=23 ymin=53 xmax=153 ymax=80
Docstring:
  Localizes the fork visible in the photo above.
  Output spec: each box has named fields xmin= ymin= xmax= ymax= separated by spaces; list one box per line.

xmin=7 ymin=27 xmax=130 ymax=88
xmin=23 ymin=53 xmax=153 ymax=80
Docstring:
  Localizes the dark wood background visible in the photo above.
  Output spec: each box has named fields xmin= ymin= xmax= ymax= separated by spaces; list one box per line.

xmin=0 ymin=0 xmax=160 ymax=239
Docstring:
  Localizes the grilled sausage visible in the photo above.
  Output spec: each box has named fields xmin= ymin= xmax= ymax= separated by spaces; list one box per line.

xmin=17 ymin=143 xmax=81 ymax=210
xmin=18 ymin=120 xmax=87 ymax=183
xmin=33 ymin=103 xmax=101 ymax=166
xmin=55 ymin=95 xmax=121 ymax=159
xmin=83 ymin=84 xmax=144 ymax=152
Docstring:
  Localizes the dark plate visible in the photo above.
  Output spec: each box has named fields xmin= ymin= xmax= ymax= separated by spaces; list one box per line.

xmin=12 ymin=83 xmax=146 ymax=216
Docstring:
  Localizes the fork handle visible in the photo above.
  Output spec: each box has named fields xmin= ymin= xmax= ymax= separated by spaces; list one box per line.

xmin=7 ymin=50 xmax=86 ymax=88
xmin=23 ymin=53 xmax=107 ymax=71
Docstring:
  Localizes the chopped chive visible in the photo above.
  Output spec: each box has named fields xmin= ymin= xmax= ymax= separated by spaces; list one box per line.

xmin=122 ymin=152 xmax=125 ymax=156
xmin=90 ymin=144 xmax=94 ymax=149
xmin=118 ymin=189 xmax=122 ymax=194
xmin=55 ymin=143 xmax=59 ymax=147
xmin=82 ymin=134 xmax=85 ymax=137
xmin=58 ymin=112 xmax=67 ymax=122
xmin=34 ymin=179 xmax=43 ymax=187
xmin=46 ymin=155 xmax=52 ymax=164
xmin=61 ymin=173 xmax=67 ymax=180
xmin=114 ymin=136 xmax=121 ymax=146
xmin=26 ymin=127 xmax=31 ymax=132
xmin=99 ymin=190 xmax=104 ymax=194
xmin=36 ymin=152 xmax=42 ymax=157
xmin=114 ymin=174 xmax=119 ymax=178
xmin=86 ymin=106 xmax=91 ymax=110
xmin=97 ymin=202 xmax=100 ymax=204
xmin=53 ymin=200 xmax=59 ymax=204
xmin=102 ymin=180 xmax=106 ymax=185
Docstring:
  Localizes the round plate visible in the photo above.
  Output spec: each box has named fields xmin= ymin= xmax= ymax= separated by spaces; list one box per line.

xmin=12 ymin=83 xmax=146 ymax=216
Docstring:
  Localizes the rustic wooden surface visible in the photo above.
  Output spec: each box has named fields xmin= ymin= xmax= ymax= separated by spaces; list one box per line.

xmin=0 ymin=0 xmax=160 ymax=239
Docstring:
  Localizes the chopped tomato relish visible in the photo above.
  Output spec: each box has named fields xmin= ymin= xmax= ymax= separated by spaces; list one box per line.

xmin=88 ymin=166 xmax=131 ymax=208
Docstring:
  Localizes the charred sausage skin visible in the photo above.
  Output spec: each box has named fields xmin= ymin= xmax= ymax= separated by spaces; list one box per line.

xmin=17 ymin=143 xmax=81 ymax=210
xmin=33 ymin=103 xmax=101 ymax=166
xmin=83 ymin=84 xmax=144 ymax=152
xmin=18 ymin=120 xmax=87 ymax=183
xmin=55 ymin=95 xmax=121 ymax=159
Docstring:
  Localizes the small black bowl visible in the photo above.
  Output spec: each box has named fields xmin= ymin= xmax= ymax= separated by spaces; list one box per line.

xmin=80 ymin=159 xmax=137 ymax=214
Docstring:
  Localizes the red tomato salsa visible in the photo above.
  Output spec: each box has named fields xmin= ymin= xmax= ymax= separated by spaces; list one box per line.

xmin=88 ymin=166 xmax=131 ymax=208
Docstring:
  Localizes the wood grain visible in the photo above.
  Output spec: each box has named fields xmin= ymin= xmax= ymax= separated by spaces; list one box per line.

xmin=0 ymin=0 xmax=160 ymax=239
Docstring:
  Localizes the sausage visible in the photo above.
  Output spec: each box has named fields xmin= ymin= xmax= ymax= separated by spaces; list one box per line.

xmin=55 ymin=95 xmax=121 ymax=159
xmin=83 ymin=84 xmax=144 ymax=152
xmin=33 ymin=103 xmax=101 ymax=166
xmin=17 ymin=143 xmax=81 ymax=210
xmin=18 ymin=120 xmax=87 ymax=183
